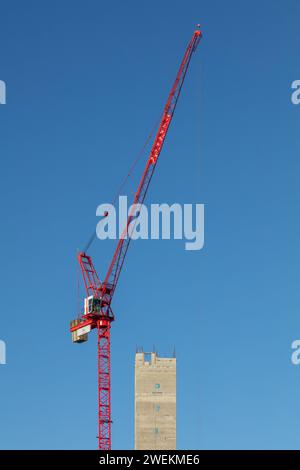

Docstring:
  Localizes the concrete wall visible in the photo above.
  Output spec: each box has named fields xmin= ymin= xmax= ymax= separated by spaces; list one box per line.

xmin=134 ymin=352 xmax=176 ymax=450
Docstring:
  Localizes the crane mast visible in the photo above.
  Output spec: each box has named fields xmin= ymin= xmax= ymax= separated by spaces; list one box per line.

xmin=70 ymin=27 xmax=202 ymax=450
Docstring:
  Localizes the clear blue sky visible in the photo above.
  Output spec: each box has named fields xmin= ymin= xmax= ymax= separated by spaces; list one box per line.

xmin=0 ymin=0 xmax=300 ymax=450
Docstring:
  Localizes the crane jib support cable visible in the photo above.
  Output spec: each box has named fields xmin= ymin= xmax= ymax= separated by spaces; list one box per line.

xmin=72 ymin=27 xmax=202 ymax=451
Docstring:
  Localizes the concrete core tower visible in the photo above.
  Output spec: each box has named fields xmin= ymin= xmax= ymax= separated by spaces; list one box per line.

xmin=134 ymin=351 xmax=176 ymax=450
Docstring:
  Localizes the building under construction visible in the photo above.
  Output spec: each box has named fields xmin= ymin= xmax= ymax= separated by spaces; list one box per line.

xmin=135 ymin=351 xmax=176 ymax=450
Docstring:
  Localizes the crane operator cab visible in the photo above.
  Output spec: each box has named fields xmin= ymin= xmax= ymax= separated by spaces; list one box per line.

xmin=84 ymin=295 xmax=101 ymax=315
xmin=70 ymin=296 xmax=103 ymax=344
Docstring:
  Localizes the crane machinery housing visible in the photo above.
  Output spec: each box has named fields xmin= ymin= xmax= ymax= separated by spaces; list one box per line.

xmin=70 ymin=26 xmax=202 ymax=450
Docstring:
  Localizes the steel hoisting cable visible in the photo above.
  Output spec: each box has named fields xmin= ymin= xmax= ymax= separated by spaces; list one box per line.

xmin=83 ymin=111 xmax=164 ymax=254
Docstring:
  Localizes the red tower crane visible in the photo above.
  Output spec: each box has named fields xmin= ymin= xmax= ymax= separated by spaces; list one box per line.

xmin=70 ymin=27 xmax=202 ymax=450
